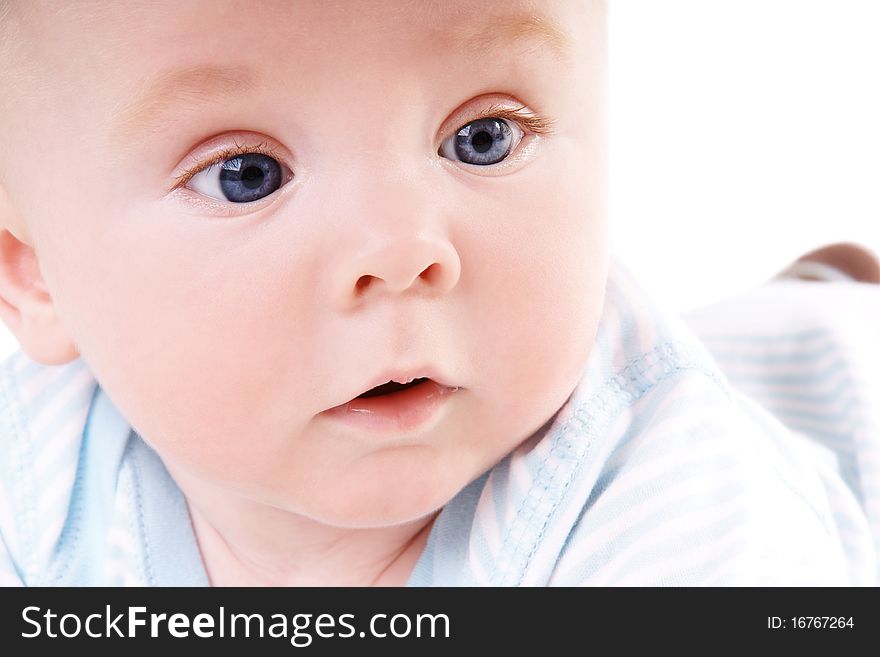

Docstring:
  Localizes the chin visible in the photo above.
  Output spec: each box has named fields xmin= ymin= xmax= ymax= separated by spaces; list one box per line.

xmin=303 ymin=466 xmax=464 ymax=530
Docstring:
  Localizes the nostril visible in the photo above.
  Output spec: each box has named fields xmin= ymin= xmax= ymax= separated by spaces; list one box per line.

xmin=353 ymin=263 xmax=441 ymax=296
xmin=420 ymin=262 xmax=439 ymax=284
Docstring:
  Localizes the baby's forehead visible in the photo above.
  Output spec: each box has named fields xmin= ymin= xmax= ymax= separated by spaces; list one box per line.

xmin=16 ymin=0 xmax=587 ymax=64
xmin=6 ymin=2 xmax=595 ymax=112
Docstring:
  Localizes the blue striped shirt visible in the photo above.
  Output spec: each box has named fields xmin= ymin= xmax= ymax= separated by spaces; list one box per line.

xmin=1 ymin=257 xmax=877 ymax=585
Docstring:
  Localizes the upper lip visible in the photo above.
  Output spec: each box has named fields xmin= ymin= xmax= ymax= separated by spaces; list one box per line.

xmin=327 ymin=365 xmax=456 ymax=409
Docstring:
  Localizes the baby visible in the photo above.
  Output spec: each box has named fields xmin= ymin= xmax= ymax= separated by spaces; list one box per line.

xmin=0 ymin=0 xmax=877 ymax=586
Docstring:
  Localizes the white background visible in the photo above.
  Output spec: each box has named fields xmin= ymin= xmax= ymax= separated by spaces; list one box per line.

xmin=609 ymin=0 xmax=879 ymax=312
xmin=1 ymin=0 xmax=878 ymax=360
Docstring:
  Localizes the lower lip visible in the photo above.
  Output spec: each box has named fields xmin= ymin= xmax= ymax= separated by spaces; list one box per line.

xmin=323 ymin=380 xmax=458 ymax=433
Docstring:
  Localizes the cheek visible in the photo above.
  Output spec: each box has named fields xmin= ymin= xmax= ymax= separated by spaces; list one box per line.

xmin=42 ymin=211 xmax=319 ymax=470
xmin=461 ymin=146 xmax=607 ymax=420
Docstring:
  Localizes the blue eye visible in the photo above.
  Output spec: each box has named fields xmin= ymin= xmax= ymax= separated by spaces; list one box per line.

xmin=439 ymin=117 xmax=523 ymax=166
xmin=187 ymin=152 xmax=291 ymax=203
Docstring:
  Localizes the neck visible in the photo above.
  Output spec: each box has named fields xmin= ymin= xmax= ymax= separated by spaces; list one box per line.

xmin=175 ymin=473 xmax=437 ymax=587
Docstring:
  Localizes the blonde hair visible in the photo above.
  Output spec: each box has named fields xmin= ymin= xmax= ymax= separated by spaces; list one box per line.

xmin=0 ymin=1 xmax=27 ymax=80
xmin=0 ymin=0 xmax=43 ymax=189
xmin=0 ymin=2 xmax=15 ymax=187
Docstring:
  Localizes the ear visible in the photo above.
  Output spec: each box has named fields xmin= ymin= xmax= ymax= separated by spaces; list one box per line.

xmin=0 ymin=184 xmax=80 ymax=365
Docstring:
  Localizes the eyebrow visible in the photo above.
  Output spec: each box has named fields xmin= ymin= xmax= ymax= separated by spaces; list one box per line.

xmin=108 ymin=65 xmax=258 ymax=150
xmin=108 ymin=12 xmax=570 ymax=149
xmin=444 ymin=12 xmax=571 ymax=64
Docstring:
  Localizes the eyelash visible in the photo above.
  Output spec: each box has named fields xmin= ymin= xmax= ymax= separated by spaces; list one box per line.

xmin=172 ymin=105 xmax=555 ymax=189
xmin=475 ymin=104 xmax=555 ymax=136
xmin=172 ymin=139 xmax=284 ymax=190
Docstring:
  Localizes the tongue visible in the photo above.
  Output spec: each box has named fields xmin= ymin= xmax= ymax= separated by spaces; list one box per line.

xmin=357 ymin=378 xmax=428 ymax=399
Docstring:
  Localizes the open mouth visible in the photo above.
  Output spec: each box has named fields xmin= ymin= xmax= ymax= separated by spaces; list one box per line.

xmin=356 ymin=377 xmax=430 ymax=399
xmin=325 ymin=374 xmax=459 ymax=433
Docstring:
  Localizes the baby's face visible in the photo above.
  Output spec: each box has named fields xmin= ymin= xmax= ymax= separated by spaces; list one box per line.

xmin=3 ymin=0 xmax=607 ymax=526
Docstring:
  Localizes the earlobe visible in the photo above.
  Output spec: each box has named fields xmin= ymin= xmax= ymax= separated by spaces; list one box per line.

xmin=0 ymin=185 xmax=80 ymax=365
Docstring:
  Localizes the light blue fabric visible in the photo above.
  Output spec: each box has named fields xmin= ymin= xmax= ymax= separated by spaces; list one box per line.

xmin=8 ymin=383 xmax=209 ymax=586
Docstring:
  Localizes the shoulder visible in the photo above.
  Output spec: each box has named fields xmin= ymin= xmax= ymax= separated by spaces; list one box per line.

xmin=0 ymin=349 xmax=205 ymax=586
xmin=0 ymin=349 xmax=97 ymax=585
xmin=543 ymin=270 xmax=880 ymax=585
xmin=548 ymin=362 xmax=861 ymax=585
xmin=531 ymin=261 xmax=871 ymax=585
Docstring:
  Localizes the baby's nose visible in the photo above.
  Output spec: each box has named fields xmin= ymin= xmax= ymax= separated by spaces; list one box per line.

xmin=343 ymin=233 xmax=462 ymax=303
xmin=318 ymin=161 xmax=463 ymax=308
